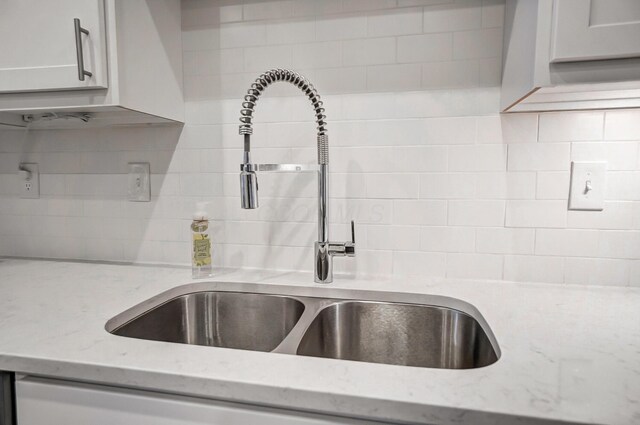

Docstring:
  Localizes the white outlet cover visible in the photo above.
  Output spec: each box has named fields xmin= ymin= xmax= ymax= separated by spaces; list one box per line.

xmin=127 ymin=162 xmax=150 ymax=202
xmin=569 ymin=161 xmax=606 ymax=211
xmin=19 ymin=163 xmax=39 ymax=199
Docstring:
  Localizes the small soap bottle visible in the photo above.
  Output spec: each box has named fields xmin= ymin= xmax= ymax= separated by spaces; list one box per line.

xmin=191 ymin=211 xmax=212 ymax=279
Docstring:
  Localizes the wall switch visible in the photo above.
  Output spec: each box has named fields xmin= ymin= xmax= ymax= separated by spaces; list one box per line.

xmin=569 ymin=161 xmax=606 ymax=211
xmin=127 ymin=162 xmax=150 ymax=202
xmin=19 ymin=163 xmax=39 ymax=199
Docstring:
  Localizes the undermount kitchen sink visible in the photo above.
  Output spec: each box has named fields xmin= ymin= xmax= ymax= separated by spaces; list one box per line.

xmin=111 ymin=292 xmax=305 ymax=352
xmin=296 ymin=301 xmax=497 ymax=369
xmin=106 ymin=283 xmax=500 ymax=369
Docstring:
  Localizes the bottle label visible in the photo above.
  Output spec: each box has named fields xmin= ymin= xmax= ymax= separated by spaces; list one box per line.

xmin=193 ymin=234 xmax=211 ymax=266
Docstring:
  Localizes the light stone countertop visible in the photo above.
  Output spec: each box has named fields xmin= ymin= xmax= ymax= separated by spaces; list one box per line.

xmin=0 ymin=258 xmax=638 ymax=425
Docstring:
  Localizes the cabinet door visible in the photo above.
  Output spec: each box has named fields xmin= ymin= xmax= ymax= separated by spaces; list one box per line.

xmin=550 ymin=0 xmax=640 ymax=63
xmin=0 ymin=0 xmax=108 ymax=93
xmin=16 ymin=377 xmax=379 ymax=425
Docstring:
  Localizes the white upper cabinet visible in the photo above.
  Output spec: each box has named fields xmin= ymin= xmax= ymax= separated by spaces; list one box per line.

xmin=502 ymin=0 xmax=640 ymax=112
xmin=551 ymin=0 xmax=640 ymax=63
xmin=0 ymin=0 xmax=184 ymax=127
xmin=0 ymin=0 xmax=108 ymax=92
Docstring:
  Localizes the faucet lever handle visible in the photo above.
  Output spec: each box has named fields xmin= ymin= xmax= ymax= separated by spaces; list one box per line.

xmin=351 ymin=220 xmax=355 ymax=244
xmin=344 ymin=220 xmax=356 ymax=256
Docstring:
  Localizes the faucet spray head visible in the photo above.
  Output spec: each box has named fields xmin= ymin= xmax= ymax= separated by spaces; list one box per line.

xmin=240 ymin=167 xmax=258 ymax=209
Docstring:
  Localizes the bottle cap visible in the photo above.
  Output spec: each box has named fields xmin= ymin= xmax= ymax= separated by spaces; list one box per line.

xmin=193 ymin=202 xmax=209 ymax=221
xmin=193 ymin=211 xmax=208 ymax=221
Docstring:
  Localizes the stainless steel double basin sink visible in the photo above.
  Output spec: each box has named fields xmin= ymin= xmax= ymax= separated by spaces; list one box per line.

xmin=106 ymin=282 xmax=500 ymax=369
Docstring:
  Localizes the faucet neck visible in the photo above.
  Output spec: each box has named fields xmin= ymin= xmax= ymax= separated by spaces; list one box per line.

xmin=239 ymin=69 xmax=328 ymax=165
xmin=237 ymin=69 xmax=356 ymax=284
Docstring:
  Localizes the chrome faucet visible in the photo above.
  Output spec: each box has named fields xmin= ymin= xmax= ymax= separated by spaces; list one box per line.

xmin=238 ymin=69 xmax=355 ymax=284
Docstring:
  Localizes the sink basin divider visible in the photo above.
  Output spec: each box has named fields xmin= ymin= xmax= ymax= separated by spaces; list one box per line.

xmin=270 ymin=298 xmax=334 ymax=354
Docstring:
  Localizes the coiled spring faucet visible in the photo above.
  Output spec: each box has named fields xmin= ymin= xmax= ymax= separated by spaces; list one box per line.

xmin=238 ymin=69 xmax=355 ymax=283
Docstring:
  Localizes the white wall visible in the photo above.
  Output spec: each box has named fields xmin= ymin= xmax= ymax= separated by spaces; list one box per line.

xmin=0 ymin=0 xmax=639 ymax=286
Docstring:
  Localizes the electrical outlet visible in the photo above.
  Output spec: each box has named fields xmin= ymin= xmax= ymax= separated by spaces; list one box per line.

xmin=127 ymin=162 xmax=150 ymax=202
xmin=19 ymin=163 xmax=39 ymax=199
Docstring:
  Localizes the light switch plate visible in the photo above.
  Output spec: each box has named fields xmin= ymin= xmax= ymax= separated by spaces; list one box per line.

xmin=127 ymin=162 xmax=150 ymax=202
xmin=569 ymin=161 xmax=606 ymax=211
xmin=19 ymin=163 xmax=39 ymax=199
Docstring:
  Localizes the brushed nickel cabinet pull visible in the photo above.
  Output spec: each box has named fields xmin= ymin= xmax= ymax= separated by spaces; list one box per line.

xmin=74 ymin=18 xmax=92 ymax=81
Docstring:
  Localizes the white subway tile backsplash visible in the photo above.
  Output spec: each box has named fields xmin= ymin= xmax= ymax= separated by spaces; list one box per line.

xmin=505 ymin=200 xmax=567 ymax=228
xmin=452 ymin=28 xmax=502 ymax=60
xmin=503 ymin=255 xmax=564 ymax=284
xmin=343 ymin=0 xmax=397 ymax=13
xmin=267 ymin=18 xmax=315 ymax=45
xmin=365 ymin=174 xmax=420 ymax=199
xmin=244 ymin=45 xmax=293 ymax=72
xmin=1 ymin=0 xmax=637 ymax=288
xmin=314 ymin=67 xmax=371 ymax=94
xmin=367 ymin=225 xmax=421 ymax=251
xmin=367 ymin=64 xmax=423 ymax=92
xmin=478 ymin=57 xmax=502 ymax=87
xmin=220 ymin=5 xmax=243 ymax=23
xmin=536 ymin=172 xmax=569 ymax=200
xmin=476 ymin=114 xmax=538 ymax=144
xmin=423 ymin=3 xmax=482 ymax=33
xmin=341 ymin=93 xmax=397 ymax=120
xmin=421 ymin=117 xmax=477 ymax=144
xmin=330 ymin=173 xmax=367 ymax=198
xmin=393 ymin=200 xmax=448 ymax=225
xmin=39 ymin=174 xmax=66 ymax=196
xmin=508 ymin=143 xmax=570 ymax=171
xmin=183 ymin=50 xmax=220 ymax=77
xmin=367 ymin=8 xmax=423 ymax=37
xmin=317 ymin=14 xmax=368 ymax=41
xmin=334 ymin=249 xmax=394 ymax=276
xmin=535 ymin=229 xmax=600 ymax=257
xmin=420 ymin=173 xmax=475 ymax=199
xmin=631 ymin=261 xmax=640 ymax=287
xmin=179 ymin=173 xmax=224 ymax=197
xmin=481 ymin=0 xmax=505 ymax=27
xmin=181 ymin=1 xmax=223 ymax=28
xmin=538 ymin=111 xmax=604 ymax=142
xmin=448 ymin=200 xmax=505 ymax=226
xmin=606 ymin=172 xmax=640 ymax=201
xmin=398 ymin=0 xmax=454 ymax=6
xmin=292 ymin=41 xmax=342 ymax=69
xmin=571 ymin=142 xmax=638 ymax=170
xmin=476 ymin=228 xmax=534 ymax=254
xmin=332 ymin=147 xmax=398 ymax=172
xmin=219 ymin=22 xmax=266 ymax=48
xmin=343 ymin=38 xmax=396 ymax=66
xmin=475 ymin=172 xmax=536 ymax=199
xmin=420 ymin=226 xmax=475 ymax=252
xmin=565 ymin=258 xmax=630 ymax=286
xmin=448 ymin=145 xmax=507 ymax=171
xmin=604 ymin=110 xmax=640 ymax=141
xmin=598 ymin=231 xmax=640 ymax=259
xmin=182 ymin=28 xmax=220 ymax=51
xmin=446 ymin=253 xmax=503 ymax=279
xmin=332 ymin=199 xmax=393 ymax=225
xmin=421 ymin=60 xmax=480 ymax=89
xmin=243 ymin=1 xmax=293 ymax=21
xmin=567 ymin=202 xmax=635 ymax=230
xmin=393 ymin=251 xmax=447 ymax=277
xmin=293 ymin=0 xmax=342 ymax=17
xmin=397 ymin=33 xmax=453 ymax=63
